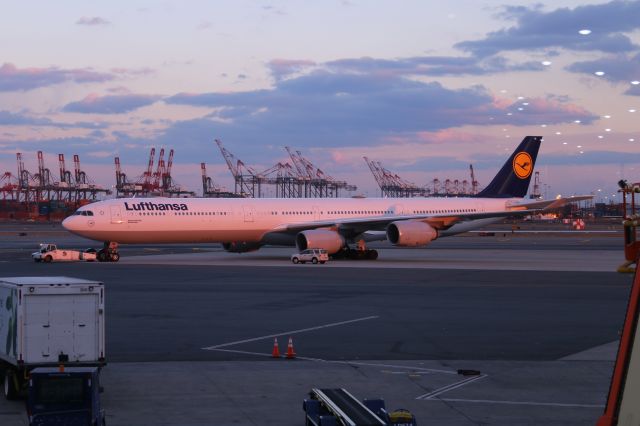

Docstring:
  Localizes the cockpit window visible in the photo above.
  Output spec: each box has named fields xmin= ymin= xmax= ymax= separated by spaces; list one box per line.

xmin=74 ymin=210 xmax=94 ymax=216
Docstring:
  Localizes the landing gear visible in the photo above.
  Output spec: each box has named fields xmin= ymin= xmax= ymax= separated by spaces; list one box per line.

xmin=331 ymin=240 xmax=378 ymax=260
xmin=97 ymin=242 xmax=120 ymax=262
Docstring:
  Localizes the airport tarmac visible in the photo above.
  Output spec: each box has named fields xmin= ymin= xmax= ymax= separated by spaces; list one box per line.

xmin=0 ymin=222 xmax=633 ymax=425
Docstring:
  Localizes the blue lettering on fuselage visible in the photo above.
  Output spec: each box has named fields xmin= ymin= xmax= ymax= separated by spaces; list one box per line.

xmin=124 ymin=202 xmax=188 ymax=211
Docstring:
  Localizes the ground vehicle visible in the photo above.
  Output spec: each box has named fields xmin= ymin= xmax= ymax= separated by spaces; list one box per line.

xmin=32 ymin=244 xmax=97 ymax=263
xmin=0 ymin=277 xmax=106 ymax=399
xmin=27 ymin=366 xmax=105 ymax=426
xmin=291 ymin=248 xmax=329 ymax=264
xmin=303 ymin=388 xmax=417 ymax=425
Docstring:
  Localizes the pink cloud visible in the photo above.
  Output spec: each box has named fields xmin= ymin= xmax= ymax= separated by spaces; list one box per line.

xmin=382 ymin=129 xmax=485 ymax=146
xmin=0 ymin=63 xmax=114 ymax=92
xmin=110 ymin=67 xmax=155 ymax=76
xmin=267 ymin=59 xmax=316 ymax=80
xmin=76 ymin=16 xmax=110 ymax=26
xmin=63 ymin=93 xmax=162 ymax=114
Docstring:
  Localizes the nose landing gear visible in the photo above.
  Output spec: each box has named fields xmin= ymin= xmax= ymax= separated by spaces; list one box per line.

xmin=97 ymin=242 xmax=120 ymax=262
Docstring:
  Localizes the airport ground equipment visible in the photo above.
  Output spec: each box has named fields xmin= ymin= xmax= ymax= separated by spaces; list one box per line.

xmin=618 ymin=180 xmax=640 ymax=273
xmin=597 ymin=268 xmax=640 ymax=425
xmin=26 ymin=366 xmax=105 ymax=426
xmin=31 ymin=243 xmax=97 ymax=263
xmin=0 ymin=277 xmax=105 ymax=400
xmin=291 ymin=248 xmax=329 ymax=264
xmin=303 ymin=388 xmax=416 ymax=426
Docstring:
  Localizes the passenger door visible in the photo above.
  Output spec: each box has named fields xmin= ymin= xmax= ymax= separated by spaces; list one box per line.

xmin=243 ymin=205 xmax=255 ymax=222
xmin=110 ymin=206 xmax=123 ymax=224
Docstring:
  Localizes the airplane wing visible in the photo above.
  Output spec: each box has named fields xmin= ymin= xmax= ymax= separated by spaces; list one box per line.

xmin=269 ymin=208 xmax=542 ymax=236
xmin=267 ymin=195 xmax=591 ymax=238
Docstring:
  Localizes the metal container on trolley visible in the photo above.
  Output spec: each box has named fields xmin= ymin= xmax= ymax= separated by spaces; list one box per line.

xmin=0 ymin=276 xmax=105 ymax=400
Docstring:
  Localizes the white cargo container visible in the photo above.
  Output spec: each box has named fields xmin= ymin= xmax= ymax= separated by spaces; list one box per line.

xmin=0 ymin=276 xmax=105 ymax=399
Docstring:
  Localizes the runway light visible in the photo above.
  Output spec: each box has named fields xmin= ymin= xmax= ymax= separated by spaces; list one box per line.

xmin=579 ymin=29 xmax=592 ymax=35
xmin=555 ymin=131 xmax=562 ymax=135
xmin=605 ymin=128 xmax=612 ymax=132
xmin=629 ymin=109 xmax=636 ymax=113
xmin=541 ymin=124 xmax=547 ymax=127
xmin=630 ymin=138 xmax=636 ymax=142
xmin=632 ymin=81 xmax=640 ymax=85
xmin=594 ymin=71 xmax=605 ymax=76
xmin=603 ymin=115 xmax=611 ymax=118
xmin=574 ymin=120 xmax=581 ymax=123
xmin=541 ymin=61 xmax=552 ymax=66
xmin=563 ymin=142 xmax=568 ymax=145
xmin=598 ymin=135 xmax=604 ymax=139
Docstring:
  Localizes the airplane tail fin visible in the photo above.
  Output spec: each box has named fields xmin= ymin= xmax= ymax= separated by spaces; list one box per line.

xmin=476 ymin=136 xmax=541 ymax=198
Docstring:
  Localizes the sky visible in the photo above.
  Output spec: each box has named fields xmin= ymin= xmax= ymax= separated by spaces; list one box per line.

xmin=1 ymin=0 xmax=639 ymax=202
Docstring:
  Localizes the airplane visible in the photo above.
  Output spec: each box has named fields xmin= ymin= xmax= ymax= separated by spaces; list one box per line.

xmin=62 ymin=136 xmax=590 ymax=262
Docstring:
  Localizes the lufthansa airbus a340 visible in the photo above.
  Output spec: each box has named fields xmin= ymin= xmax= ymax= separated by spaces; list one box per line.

xmin=62 ymin=136 xmax=589 ymax=261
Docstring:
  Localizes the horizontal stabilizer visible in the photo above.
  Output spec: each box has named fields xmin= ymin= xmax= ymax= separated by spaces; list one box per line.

xmin=512 ymin=195 xmax=593 ymax=212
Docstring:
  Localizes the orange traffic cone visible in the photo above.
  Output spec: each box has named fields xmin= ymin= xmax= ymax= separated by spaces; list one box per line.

xmin=286 ymin=337 xmax=296 ymax=359
xmin=272 ymin=337 xmax=281 ymax=358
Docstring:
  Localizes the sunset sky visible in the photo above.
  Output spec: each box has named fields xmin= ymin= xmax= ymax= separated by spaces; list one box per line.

xmin=1 ymin=0 xmax=639 ymax=202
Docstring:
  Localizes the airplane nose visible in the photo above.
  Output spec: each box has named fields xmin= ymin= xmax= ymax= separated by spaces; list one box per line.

xmin=62 ymin=215 xmax=78 ymax=232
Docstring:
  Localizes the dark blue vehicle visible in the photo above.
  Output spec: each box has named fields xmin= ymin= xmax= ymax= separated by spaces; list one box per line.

xmin=27 ymin=367 xmax=105 ymax=426
xmin=304 ymin=388 xmax=416 ymax=426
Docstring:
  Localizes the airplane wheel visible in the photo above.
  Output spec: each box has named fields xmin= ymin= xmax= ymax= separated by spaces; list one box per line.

xmin=292 ymin=257 xmax=299 ymax=264
xmin=367 ymin=250 xmax=379 ymax=260
xmin=312 ymin=257 xmax=318 ymax=264
xmin=111 ymin=253 xmax=120 ymax=262
xmin=44 ymin=255 xmax=53 ymax=263
xmin=97 ymin=251 xmax=107 ymax=262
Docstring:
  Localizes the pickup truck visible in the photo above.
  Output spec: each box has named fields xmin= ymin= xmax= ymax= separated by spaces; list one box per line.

xmin=32 ymin=244 xmax=97 ymax=263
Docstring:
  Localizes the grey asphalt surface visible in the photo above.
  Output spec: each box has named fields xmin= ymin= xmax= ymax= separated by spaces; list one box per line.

xmin=0 ymin=222 xmax=633 ymax=425
xmin=0 ymin=263 xmax=630 ymax=363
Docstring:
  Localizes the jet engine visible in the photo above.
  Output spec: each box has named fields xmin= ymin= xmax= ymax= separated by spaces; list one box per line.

xmin=386 ymin=220 xmax=438 ymax=247
xmin=222 ymin=241 xmax=261 ymax=253
xmin=295 ymin=230 xmax=345 ymax=254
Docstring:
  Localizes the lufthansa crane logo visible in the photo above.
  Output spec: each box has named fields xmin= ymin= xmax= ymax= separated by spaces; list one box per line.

xmin=512 ymin=152 xmax=533 ymax=179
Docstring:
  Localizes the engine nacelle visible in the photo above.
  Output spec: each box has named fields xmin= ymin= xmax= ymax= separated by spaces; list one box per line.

xmin=222 ymin=241 xmax=261 ymax=253
xmin=386 ymin=220 xmax=438 ymax=247
xmin=296 ymin=230 xmax=345 ymax=254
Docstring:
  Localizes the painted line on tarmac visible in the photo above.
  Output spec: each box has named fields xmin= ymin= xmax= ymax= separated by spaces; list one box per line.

xmin=208 ymin=348 xmax=275 ymax=357
xmin=299 ymin=358 xmax=458 ymax=375
xmin=202 ymin=315 xmax=379 ymax=350
xmin=427 ymin=398 xmax=605 ymax=408
xmin=417 ymin=374 xmax=487 ymax=400
xmin=206 ymin=349 xmax=458 ymax=375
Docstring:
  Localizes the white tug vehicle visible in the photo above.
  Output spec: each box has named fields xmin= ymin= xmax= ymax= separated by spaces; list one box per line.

xmin=32 ymin=243 xmax=97 ymax=263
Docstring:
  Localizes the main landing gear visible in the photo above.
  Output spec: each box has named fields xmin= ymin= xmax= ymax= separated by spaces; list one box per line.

xmin=97 ymin=242 xmax=120 ymax=262
xmin=332 ymin=240 xmax=379 ymax=260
